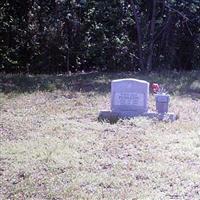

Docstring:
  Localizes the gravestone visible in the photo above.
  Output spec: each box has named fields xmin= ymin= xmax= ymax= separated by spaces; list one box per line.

xmin=111 ymin=79 xmax=149 ymax=117
xmin=98 ymin=78 xmax=177 ymax=122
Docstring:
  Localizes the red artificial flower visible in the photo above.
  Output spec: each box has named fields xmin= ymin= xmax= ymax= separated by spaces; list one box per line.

xmin=151 ymin=83 xmax=160 ymax=94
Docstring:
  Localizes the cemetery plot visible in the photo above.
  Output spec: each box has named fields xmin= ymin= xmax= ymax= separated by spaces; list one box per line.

xmin=100 ymin=78 xmax=176 ymax=121
xmin=0 ymin=72 xmax=200 ymax=199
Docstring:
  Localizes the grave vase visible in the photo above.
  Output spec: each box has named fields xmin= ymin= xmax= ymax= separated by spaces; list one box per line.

xmin=155 ymin=94 xmax=170 ymax=114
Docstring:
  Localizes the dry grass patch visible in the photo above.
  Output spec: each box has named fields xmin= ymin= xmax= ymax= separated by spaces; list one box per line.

xmin=0 ymin=71 xmax=200 ymax=199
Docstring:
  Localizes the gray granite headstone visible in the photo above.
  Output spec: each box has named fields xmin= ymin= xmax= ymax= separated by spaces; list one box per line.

xmin=111 ymin=79 xmax=149 ymax=117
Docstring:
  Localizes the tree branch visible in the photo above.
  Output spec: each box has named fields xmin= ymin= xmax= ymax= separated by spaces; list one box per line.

xmin=165 ymin=4 xmax=189 ymax=21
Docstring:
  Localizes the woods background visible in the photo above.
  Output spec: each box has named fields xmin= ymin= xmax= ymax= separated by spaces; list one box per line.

xmin=1 ymin=0 xmax=200 ymax=74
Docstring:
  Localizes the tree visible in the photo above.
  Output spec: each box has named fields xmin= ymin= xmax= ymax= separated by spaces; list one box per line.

xmin=0 ymin=0 xmax=199 ymax=73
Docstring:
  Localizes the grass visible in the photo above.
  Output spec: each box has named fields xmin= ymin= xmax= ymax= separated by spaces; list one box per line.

xmin=0 ymin=71 xmax=200 ymax=199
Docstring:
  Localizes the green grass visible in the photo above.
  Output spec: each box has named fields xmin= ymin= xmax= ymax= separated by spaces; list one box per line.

xmin=0 ymin=71 xmax=200 ymax=199
xmin=0 ymin=71 xmax=200 ymax=95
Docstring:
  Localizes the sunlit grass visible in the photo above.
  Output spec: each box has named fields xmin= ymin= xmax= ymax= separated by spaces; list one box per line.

xmin=0 ymin=71 xmax=200 ymax=199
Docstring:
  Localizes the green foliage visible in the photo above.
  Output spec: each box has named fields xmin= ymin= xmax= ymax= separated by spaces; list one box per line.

xmin=0 ymin=0 xmax=200 ymax=73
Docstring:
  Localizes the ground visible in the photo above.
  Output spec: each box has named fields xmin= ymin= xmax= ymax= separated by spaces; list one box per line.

xmin=0 ymin=71 xmax=200 ymax=200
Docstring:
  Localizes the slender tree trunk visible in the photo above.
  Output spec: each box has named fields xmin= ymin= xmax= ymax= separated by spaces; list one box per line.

xmin=67 ymin=48 xmax=70 ymax=73
xmin=130 ymin=1 xmax=144 ymax=70
xmin=146 ymin=0 xmax=157 ymax=71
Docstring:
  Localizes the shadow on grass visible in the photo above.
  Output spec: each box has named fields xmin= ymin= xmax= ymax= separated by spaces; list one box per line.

xmin=0 ymin=71 xmax=200 ymax=97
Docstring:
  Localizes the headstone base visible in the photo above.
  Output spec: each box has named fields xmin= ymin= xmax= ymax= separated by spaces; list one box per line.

xmin=98 ymin=110 xmax=177 ymax=123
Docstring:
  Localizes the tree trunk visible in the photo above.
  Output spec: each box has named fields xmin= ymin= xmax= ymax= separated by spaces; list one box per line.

xmin=146 ymin=0 xmax=157 ymax=71
xmin=130 ymin=1 xmax=144 ymax=71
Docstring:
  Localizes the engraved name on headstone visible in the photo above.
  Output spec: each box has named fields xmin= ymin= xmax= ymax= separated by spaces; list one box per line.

xmin=114 ymin=92 xmax=144 ymax=107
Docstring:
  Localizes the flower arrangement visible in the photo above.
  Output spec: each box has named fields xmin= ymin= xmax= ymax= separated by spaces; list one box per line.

xmin=151 ymin=83 xmax=160 ymax=94
xmin=151 ymin=83 xmax=167 ymax=94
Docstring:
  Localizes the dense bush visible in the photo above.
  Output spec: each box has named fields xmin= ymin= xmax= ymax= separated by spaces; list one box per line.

xmin=0 ymin=0 xmax=200 ymax=73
